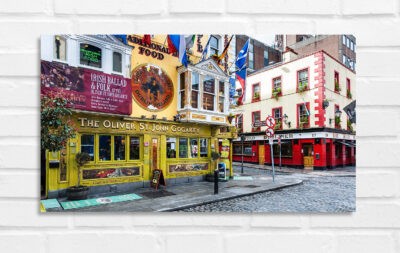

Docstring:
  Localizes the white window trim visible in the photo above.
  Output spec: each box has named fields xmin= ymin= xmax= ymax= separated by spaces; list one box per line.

xmin=111 ymin=50 xmax=124 ymax=75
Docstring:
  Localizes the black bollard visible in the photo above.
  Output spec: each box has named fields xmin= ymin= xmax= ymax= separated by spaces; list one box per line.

xmin=214 ymin=169 xmax=218 ymax=194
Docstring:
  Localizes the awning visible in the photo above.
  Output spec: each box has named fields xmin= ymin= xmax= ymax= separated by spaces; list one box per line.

xmin=337 ymin=140 xmax=356 ymax=147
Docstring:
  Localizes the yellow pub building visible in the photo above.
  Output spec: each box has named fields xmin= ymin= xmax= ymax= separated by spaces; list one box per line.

xmin=41 ymin=35 xmax=237 ymax=198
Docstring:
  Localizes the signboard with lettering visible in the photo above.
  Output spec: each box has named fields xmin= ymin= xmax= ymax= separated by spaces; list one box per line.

xmin=151 ymin=169 xmax=166 ymax=190
xmin=41 ymin=60 xmax=132 ymax=115
xmin=131 ymin=64 xmax=174 ymax=111
xmin=203 ymin=78 xmax=215 ymax=93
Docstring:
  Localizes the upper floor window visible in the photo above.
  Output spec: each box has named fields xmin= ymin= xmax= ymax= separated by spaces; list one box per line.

xmin=273 ymin=107 xmax=282 ymax=130
xmin=335 ymin=104 xmax=341 ymax=129
xmin=248 ymin=40 xmax=254 ymax=70
xmin=297 ymin=69 xmax=308 ymax=91
xmin=298 ymin=103 xmax=310 ymax=128
xmin=237 ymin=114 xmax=243 ymax=133
xmin=203 ymin=76 xmax=215 ymax=111
xmin=264 ymin=50 xmax=269 ymax=67
xmin=334 ymin=71 xmax=340 ymax=93
xmin=210 ymin=36 xmax=219 ymax=56
xmin=54 ymin=36 xmax=67 ymax=61
xmin=112 ymin=52 xmax=122 ymax=73
xmin=80 ymin=43 xmax=102 ymax=68
xmin=191 ymin=72 xmax=199 ymax=109
xmin=342 ymin=35 xmax=346 ymax=45
xmin=252 ymin=83 xmax=260 ymax=102
xmin=272 ymin=76 xmax=282 ymax=98
xmin=346 ymin=78 xmax=352 ymax=99
xmin=252 ymin=111 xmax=261 ymax=132
xmin=179 ymin=72 xmax=186 ymax=109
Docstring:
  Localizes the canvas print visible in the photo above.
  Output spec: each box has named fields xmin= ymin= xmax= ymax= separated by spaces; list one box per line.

xmin=40 ymin=34 xmax=356 ymax=212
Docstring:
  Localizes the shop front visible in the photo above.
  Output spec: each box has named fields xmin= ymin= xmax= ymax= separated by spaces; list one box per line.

xmin=46 ymin=114 xmax=233 ymax=198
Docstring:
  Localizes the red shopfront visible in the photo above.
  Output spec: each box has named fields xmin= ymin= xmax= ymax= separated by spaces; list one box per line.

xmin=233 ymin=130 xmax=356 ymax=170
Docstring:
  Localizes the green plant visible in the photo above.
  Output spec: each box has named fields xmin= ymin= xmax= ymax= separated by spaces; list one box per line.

xmin=274 ymin=121 xmax=282 ymax=130
xmin=253 ymin=92 xmax=260 ymax=100
xmin=335 ymin=81 xmax=341 ymax=92
xmin=298 ymin=82 xmax=308 ymax=93
xmin=272 ymin=87 xmax=281 ymax=100
xmin=335 ymin=116 xmax=341 ymax=127
xmin=41 ymin=92 xmax=76 ymax=152
xmin=211 ymin=151 xmax=221 ymax=161
xmin=347 ymin=89 xmax=352 ymax=99
xmin=347 ymin=119 xmax=353 ymax=132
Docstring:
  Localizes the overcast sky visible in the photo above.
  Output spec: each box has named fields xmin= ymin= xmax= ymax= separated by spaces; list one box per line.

xmin=249 ymin=34 xmax=276 ymax=47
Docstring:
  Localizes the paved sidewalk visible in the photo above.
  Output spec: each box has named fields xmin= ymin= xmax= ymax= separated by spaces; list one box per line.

xmin=47 ymin=168 xmax=302 ymax=212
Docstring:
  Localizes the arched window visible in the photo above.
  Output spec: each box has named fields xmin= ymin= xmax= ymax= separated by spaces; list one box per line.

xmin=80 ymin=43 xmax=102 ymax=68
xmin=54 ymin=36 xmax=67 ymax=61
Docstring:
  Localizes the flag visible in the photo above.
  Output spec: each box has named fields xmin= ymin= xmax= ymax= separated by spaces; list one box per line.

xmin=201 ymin=37 xmax=211 ymax=61
xmin=143 ymin=34 xmax=151 ymax=45
xmin=343 ymin=100 xmax=356 ymax=123
xmin=167 ymin=35 xmax=188 ymax=67
xmin=217 ymin=35 xmax=233 ymax=63
xmin=235 ymin=38 xmax=250 ymax=70
xmin=113 ymin=34 xmax=127 ymax=44
xmin=236 ymin=68 xmax=246 ymax=103
xmin=185 ymin=35 xmax=195 ymax=50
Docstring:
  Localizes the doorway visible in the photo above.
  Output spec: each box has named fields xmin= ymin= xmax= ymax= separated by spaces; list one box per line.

xmin=302 ymin=143 xmax=314 ymax=169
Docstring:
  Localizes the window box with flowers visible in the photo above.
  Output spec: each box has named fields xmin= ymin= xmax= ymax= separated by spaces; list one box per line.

xmin=298 ymin=82 xmax=308 ymax=93
xmin=346 ymin=89 xmax=352 ymax=99
xmin=335 ymin=116 xmax=341 ymax=129
xmin=274 ymin=120 xmax=282 ymax=130
xmin=335 ymin=81 xmax=341 ymax=93
xmin=252 ymin=92 xmax=260 ymax=102
xmin=299 ymin=115 xmax=309 ymax=129
xmin=272 ymin=87 xmax=282 ymax=100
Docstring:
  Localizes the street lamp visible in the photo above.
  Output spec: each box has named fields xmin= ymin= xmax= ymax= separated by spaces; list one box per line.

xmin=335 ymin=108 xmax=342 ymax=118
xmin=240 ymin=134 xmax=246 ymax=174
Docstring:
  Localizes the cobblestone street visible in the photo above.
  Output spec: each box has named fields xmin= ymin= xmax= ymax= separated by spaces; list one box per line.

xmin=179 ymin=165 xmax=356 ymax=212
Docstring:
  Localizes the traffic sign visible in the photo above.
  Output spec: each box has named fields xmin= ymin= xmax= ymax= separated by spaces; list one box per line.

xmin=252 ymin=120 xmax=267 ymax=127
xmin=266 ymin=116 xmax=276 ymax=128
xmin=265 ymin=127 xmax=274 ymax=137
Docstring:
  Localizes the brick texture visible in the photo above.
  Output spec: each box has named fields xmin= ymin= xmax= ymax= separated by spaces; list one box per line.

xmin=0 ymin=1 xmax=399 ymax=253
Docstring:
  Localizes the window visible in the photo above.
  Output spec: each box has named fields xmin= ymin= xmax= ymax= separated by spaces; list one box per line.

xmin=210 ymin=36 xmax=219 ymax=56
xmin=248 ymin=40 xmax=254 ymax=70
xmin=191 ymin=72 xmax=199 ymax=108
xmin=218 ymin=81 xmax=225 ymax=112
xmin=334 ymin=71 xmax=340 ymax=92
xmin=166 ymin=137 xmax=177 ymax=158
xmin=297 ymin=69 xmax=308 ymax=91
xmin=200 ymin=138 xmax=208 ymax=157
xmin=54 ymin=36 xmax=66 ymax=61
xmin=252 ymin=83 xmax=260 ymax=102
xmin=80 ymin=43 xmax=102 ymax=68
xmin=273 ymin=107 xmax=282 ymax=130
xmin=273 ymin=141 xmax=293 ymax=157
xmin=179 ymin=72 xmax=186 ymax=109
xmin=335 ymin=105 xmax=341 ymax=129
xmin=114 ymin=136 xmax=125 ymax=160
xmin=342 ymin=35 xmax=346 ymax=45
xmin=81 ymin=134 xmax=94 ymax=161
xmin=298 ymin=103 xmax=310 ymax=128
xmin=346 ymin=37 xmax=350 ymax=48
xmin=272 ymin=76 xmax=282 ymax=97
xmin=264 ymin=49 xmax=269 ymax=67
xmin=190 ymin=138 xmax=198 ymax=158
xmin=233 ymin=142 xmax=253 ymax=155
xmin=129 ymin=136 xmax=140 ymax=160
xmin=112 ymin=52 xmax=122 ymax=73
xmin=252 ymin=111 xmax=261 ymax=132
xmin=99 ymin=135 xmax=111 ymax=161
xmin=203 ymin=76 xmax=215 ymax=111
xmin=346 ymin=78 xmax=352 ymax=98
xmin=179 ymin=138 xmax=188 ymax=158
xmin=335 ymin=143 xmax=342 ymax=158
xmin=350 ymin=41 xmax=354 ymax=51
xmin=237 ymin=114 xmax=243 ymax=133
xmin=342 ymin=55 xmax=347 ymax=65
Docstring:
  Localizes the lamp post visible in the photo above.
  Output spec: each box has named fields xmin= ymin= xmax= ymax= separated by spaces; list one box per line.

xmin=240 ymin=134 xmax=246 ymax=174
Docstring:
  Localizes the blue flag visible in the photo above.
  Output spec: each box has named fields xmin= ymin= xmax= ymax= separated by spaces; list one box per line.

xmin=235 ymin=39 xmax=250 ymax=70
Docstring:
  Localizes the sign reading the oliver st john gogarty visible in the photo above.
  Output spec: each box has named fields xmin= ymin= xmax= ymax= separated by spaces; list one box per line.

xmin=41 ymin=60 xmax=132 ymax=115
xmin=131 ymin=64 xmax=174 ymax=111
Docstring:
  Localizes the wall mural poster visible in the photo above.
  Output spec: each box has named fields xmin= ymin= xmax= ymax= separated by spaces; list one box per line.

xmin=169 ymin=163 xmax=209 ymax=173
xmin=41 ymin=60 xmax=132 ymax=115
xmin=131 ymin=64 xmax=174 ymax=111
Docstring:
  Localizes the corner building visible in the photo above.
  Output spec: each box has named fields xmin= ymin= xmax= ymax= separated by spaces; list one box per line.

xmin=41 ymin=35 xmax=236 ymax=198
xmin=233 ymin=50 xmax=356 ymax=169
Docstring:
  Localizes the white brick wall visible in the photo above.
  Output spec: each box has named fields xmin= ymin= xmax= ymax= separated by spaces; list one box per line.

xmin=1 ymin=1 xmax=399 ymax=252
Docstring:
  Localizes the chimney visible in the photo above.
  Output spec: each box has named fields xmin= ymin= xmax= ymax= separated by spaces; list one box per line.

xmin=282 ymin=47 xmax=298 ymax=62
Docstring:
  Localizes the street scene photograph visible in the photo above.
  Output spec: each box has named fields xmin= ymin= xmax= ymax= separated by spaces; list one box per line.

xmin=40 ymin=34 xmax=356 ymax=212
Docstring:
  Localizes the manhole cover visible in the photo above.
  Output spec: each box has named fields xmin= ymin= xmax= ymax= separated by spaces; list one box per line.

xmin=139 ymin=190 xmax=176 ymax=199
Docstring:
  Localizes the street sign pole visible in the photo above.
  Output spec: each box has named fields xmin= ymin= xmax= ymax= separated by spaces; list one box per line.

xmin=269 ymin=138 xmax=275 ymax=182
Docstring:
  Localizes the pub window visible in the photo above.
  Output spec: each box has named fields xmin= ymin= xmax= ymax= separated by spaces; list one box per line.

xmin=54 ymin=36 xmax=67 ymax=61
xmin=218 ymin=81 xmax=225 ymax=113
xmin=99 ymin=135 xmax=111 ymax=161
xmin=114 ymin=136 xmax=125 ymax=161
xmin=200 ymin=138 xmax=208 ymax=157
xmin=166 ymin=137 xmax=177 ymax=158
xmin=190 ymin=138 xmax=198 ymax=158
xmin=179 ymin=72 xmax=186 ymax=109
xmin=233 ymin=142 xmax=253 ymax=155
xmin=191 ymin=72 xmax=199 ymax=108
xmin=80 ymin=43 xmax=102 ymax=68
xmin=298 ymin=103 xmax=310 ymax=128
xmin=129 ymin=136 xmax=140 ymax=160
xmin=273 ymin=141 xmax=293 ymax=157
xmin=81 ymin=134 xmax=94 ymax=161
xmin=203 ymin=76 xmax=215 ymax=111
xmin=112 ymin=51 xmax=122 ymax=73
xmin=335 ymin=143 xmax=342 ymax=158
xmin=209 ymin=35 xmax=219 ymax=56
xmin=179 ymin=138 xmax=188 ymax=158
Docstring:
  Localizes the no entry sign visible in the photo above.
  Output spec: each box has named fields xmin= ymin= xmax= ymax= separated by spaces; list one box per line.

xmin=266 ymin=116 xmax=276 ymax=128
xmin=266 ymin=127 xmax=274 ymax=137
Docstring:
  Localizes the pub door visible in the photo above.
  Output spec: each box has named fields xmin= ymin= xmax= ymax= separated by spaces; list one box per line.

xmin=302 ymin=143 xmax=314 ymax=169
xmin=149 ymin=136 xmax=161 ymax=176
